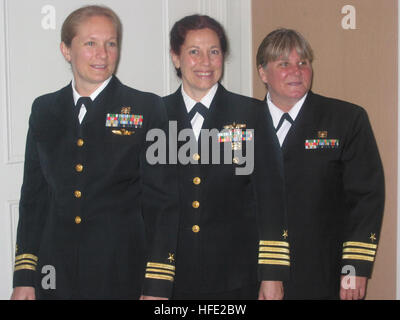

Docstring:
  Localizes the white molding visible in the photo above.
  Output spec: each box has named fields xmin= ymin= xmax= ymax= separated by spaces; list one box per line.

xmin=2 ymin=0 xmax=23 ymax=165
xmin=240 ymin=0 xmax=253 ymax=97
xmin=2 ymin=199 xmax=18 ymax=295
xmin=8 ymin=200 xmax=18 ymax=270
xmin=162 ymin=0 xmax=171 ymax=96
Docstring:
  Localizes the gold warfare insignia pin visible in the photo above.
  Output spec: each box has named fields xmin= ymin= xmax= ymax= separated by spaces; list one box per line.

xmin=121 ymin=107 xmax=131 ymax=115
xmin=168 ymin=253 xmax=175 ymax=263
xmin=112 ymin=129 xmax=134 ymax=136
xmin=223 ymin=122 xmax=246 ymax=130
xmin=318 ymin=131 xmax=328 ymax=138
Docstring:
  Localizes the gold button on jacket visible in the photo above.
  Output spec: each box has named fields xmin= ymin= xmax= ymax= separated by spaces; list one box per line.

xmin=75 ymin=164 xmax=83 ymax=172
xmin=74 ymin=190 xmax=82 ymax=198
xmin=193 ymin=177 xmax=201 ymax=185
xmin=77 ymin=139 xmax=84 ymax=147
xmin=192 ymin=201 xmax=200 ymax=209
xmin=192 ymin=225 xmax=200 ymax=233
xmin=75 ymin=216 xmax=82 ymax=224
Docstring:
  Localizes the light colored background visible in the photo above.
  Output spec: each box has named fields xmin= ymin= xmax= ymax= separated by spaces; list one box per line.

xmin=0 ymin=0 xmax=252 ymax=299
xmin=252 ymin=0 xmax=397 ymax=300
xmin=0 ymin=0 xmax=398 ymax=300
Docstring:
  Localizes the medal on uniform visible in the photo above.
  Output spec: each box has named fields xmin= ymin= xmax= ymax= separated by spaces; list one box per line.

xmin=305 ymin=130 xmax=339 ymax=149
xmin=105 ymin=106 xmax=143 ymax=130
xmin=219 ymin=122 xmax=253 ymax=150
xmin=305 ymin=139 xmax=339 ymax=149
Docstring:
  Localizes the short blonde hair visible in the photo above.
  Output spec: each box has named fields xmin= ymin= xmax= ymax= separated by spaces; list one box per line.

xmin=61 ymin=5 xmax=123 ymax=47
xmin=256 ymin=28 xmax=313 ymax=68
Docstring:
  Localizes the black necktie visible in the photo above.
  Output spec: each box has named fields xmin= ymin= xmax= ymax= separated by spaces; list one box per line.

xmin=76 ymin=97 xmax=92 ymax=113
xmin=275 ymin=113 xmax=294 ymax=132
xmin=188 ymin=102 xmax=208 ymax=121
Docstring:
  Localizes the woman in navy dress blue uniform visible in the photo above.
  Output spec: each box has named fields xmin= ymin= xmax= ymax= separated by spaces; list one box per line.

xmin=164 ymin=15 xmax=289 ymax=300
xmin=11 ymin=5 xmax=179 ymax=300
xmin=257 ymin=28 xmax=384 ymax=299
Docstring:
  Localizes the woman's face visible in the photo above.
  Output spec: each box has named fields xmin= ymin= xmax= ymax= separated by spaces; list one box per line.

xmin=172 ymin=28 xmax=224 ymax=101
xmin=61 ymin=15 xmax=119 ymax=96
xmin=258 ymin=49 xmax=313 ymax=111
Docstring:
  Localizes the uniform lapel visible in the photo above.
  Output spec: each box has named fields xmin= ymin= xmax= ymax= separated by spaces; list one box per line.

xmin=81 ymin=76 xmax=119 ymax=125
xmin=50 ymin=84 xmax=78 ymax=130
xmin=281 ymin=92 xmax=317 ymax=154
xmin=169 ymin=87 xmax=197 ymax=148
xmin=201 ymin=83 xmax=227 ymax=132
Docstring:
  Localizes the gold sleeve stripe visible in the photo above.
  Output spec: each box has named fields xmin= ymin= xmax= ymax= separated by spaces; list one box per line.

xmin=259 ymin=241 xmax=289 ymax=247
xmin=145 ymin=273 xmax=174 ymax=282
xmin=259 ymin=247 xmax=290 ymax=254
xmin=146 ymin=262 xmax=175 ymax=271
xmin=343 ymin=248 xmax=376 ymax=256
xmin=14 ymin=264 xmax=36 ymax=272
xmin=258 ymin=253 xmax=290 ymax=260
xmin=342 ymin=254 xmax=375 ymax=262
xmin=258 ymin=259 xmax=290 ymax=266
xmin=146 ymin=268 xmax=175 ymax=276
xmin=15 ymin=254 xmax=38 ymax=262
xmin=15 ymin=259 xmax=37 ymax=266
xmin=343 ymin=242 xmax=377 ymax=249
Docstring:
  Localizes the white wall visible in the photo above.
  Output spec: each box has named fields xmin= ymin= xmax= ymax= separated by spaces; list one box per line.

xmin=0 ymin=0 xmax=252 ymax=299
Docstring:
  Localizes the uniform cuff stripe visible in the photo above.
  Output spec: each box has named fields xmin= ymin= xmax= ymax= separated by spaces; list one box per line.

xmin=146 ymin=262 xmax=175 ymax=271
xmin=342 ymin=254 xmax=375 ymax=262
xmin=259 ymin=241 xmax=289 ymax=247
xmin=258 ymin=253 xmax=290 ymax=260
xmin=14 ymin=264 xmax=36 ymax=272
xmin=343 ymin=248 xmax=376 ymax=256
xmin=15 ymin=259 xmax=37 ymax=266
xmin=15 ymin=254 xmax=38 ymax=262
xmin=145 ymin=273 xmax=174 ymax=282
xmin=146 ymin=268 xmax=175 ymax=276
xmin=258 ymin=259 xmax=290 ymax=266
xmin=343 ymin=241 xmax=377 ymax=250
xmin=259 ymin=246 xmax=290 ymax=254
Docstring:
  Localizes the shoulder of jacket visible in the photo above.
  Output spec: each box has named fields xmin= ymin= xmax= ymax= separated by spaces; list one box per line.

xmin=310 ymin=92 xmax=366 ymax=116
xmin=31 ymin=85 xmax=70 ymax=112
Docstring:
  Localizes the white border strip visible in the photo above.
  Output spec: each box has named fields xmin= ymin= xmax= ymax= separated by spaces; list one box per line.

xmin=397 ymin=0 xmax=400 ymax=300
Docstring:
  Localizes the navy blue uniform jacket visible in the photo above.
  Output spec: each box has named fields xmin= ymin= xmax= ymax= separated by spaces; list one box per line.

xmin=272 ymin=91 xmax=385 ymax=299
xmin=164 ymin=84 xmax=289 ymax=294
xmin=13 ymin=76 xmax=179 ymax=299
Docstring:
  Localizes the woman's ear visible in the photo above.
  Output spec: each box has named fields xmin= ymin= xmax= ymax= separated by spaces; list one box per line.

xmin=258 ymin=64 xmax=268 ymax=85
xmin=170 ymin=49 xmax=180 ymax=69
xmin=60 ymin=42 xmax=71 ymax=63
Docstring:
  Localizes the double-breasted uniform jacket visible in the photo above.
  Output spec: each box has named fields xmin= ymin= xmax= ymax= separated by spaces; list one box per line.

xmin=13 ymin=76 xmax=179 ymax=299
xmin=269 ymin=91 xmax=385 ymax=299
xmin=163 ymin=84 xmax=289 ymax=294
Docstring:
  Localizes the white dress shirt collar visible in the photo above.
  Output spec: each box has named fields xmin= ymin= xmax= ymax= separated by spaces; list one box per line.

xmin=181 ymin=83 xmax=219 ymax=140
xmin=72 ymin=76 xmax=113 ymax=106
xmin=267 ymin=92 xmax=308 ymax=128
xmin=181 ymin=83 xmax=219 ymax=113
